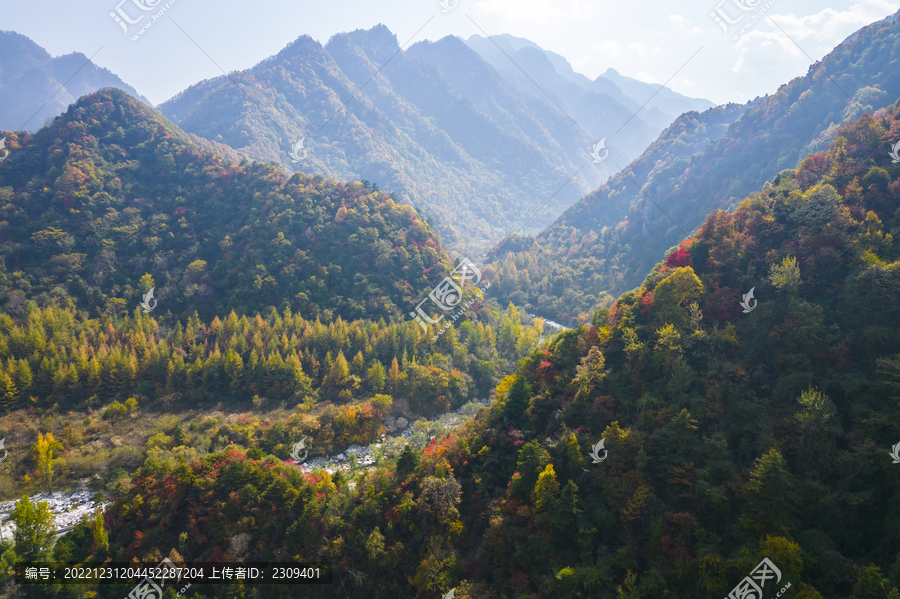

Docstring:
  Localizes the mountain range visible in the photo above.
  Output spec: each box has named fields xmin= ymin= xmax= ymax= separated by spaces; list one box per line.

xmin=0 ymin=86 xmax=543 ymax=423
xmin=0 ymin=31 xmax=152 ymax=132
xmin=156 ymin=25 xmax=711 ymax=252
xmin=486 ymin=8 xmax=900 ymax=324
xmin=0 ymin=26 xmax=715 ymax=255
xmin=463 ymin=33 xmax=713 ymax=135
xmin=0 ymin=8 xmax=899 ymax=599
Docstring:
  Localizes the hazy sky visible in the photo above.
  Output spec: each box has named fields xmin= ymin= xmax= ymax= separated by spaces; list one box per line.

xmin=2 ymin=0 xmax=898 ymax=107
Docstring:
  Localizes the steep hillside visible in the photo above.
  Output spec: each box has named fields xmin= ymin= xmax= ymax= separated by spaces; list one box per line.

xmin=57 ymin=98 xmax=900 ymax=599
xmin=0 ymin=31 xmax=152 ymax=132
xmin=487 ymin=100 xmax=750 ymax=321
xmin=157 ymin=25 xmax=662 ymax=252
xmin=0 ymin=88 xmax=450 ymax=324
xmin=488 ymin=10 xmax=900 ymax=325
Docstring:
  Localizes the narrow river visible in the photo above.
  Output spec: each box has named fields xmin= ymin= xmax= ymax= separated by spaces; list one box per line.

xmin=296 ymin=398 xmax=493 ymax=473
xmin=0 ymin=485 xmax=109 ymax=540
xmin=0 ymin=399 xmax=495 ymax=539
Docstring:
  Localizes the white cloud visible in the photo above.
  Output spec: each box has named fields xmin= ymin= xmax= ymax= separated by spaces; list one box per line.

xmin=635 ymin=71 xmax=660 ymax=84
xmin=628 ymin=42 xmax=648 ymax=55
xmin=468 ymin=0 xmax=897 ymax=105
xmin=595 ymin=39 xmax=623 ymax=58
xmin=731 ymin=28 xmax=808 ymax=73
xmin=768 ymin=0 xmax=899 ymax=42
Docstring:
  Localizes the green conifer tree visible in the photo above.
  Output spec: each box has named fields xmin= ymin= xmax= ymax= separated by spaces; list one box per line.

xmin=503 ymin=374 xmax=531 ymax=426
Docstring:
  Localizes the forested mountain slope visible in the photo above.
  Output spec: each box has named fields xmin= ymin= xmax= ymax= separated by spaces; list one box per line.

xmin=487 ymin=100 xmax=750 ymax=321
xmin=58 ymin=91 xmax=900 ymax=599
xmin=157 ymin=25 xmax=662 ymax=251
xmin=488 ymin=9 xmax=900 ymax=325
xmin=0 ymin=88 xmax=452 ymax=324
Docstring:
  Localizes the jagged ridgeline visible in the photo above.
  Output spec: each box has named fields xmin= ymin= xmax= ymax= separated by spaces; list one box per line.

xmin=156 ymin=26 xmax=652 ymax=251
xmin=59 ymin=93 xmax=900 ymax=599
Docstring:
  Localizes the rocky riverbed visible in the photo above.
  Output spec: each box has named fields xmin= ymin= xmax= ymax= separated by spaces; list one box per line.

xmin=0 ymin=481 xmax=109 ymax=539
xmin=295 ymin=398 xmax=492 ymax=474
xmin=0 ymin=401 xmax=493 ymax=538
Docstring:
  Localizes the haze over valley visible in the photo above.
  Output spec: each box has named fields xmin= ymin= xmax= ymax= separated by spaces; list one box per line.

xmin=0 ymin=2 xmax=899 ymax=598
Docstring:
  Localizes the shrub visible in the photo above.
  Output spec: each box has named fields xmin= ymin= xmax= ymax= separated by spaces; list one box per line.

xmin=666 ymin=247 xmax=693 ymax=268
xmin=145 ymin=432 xmax=173 ymax=451
xmin=372 ymin=394 xmax=393 ymax=413
xmin=769 ymin=255 xmax=802 ymax=292
xmin=109 ymin=446 xmax=143 ymax=472
xmin=102 ymin=401 xmax=127 ymax=421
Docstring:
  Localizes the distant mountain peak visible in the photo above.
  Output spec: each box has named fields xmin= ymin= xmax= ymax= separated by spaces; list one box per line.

xmin=0 ymin=31 xmax=151 ymax=132
xmin=333 ymin=23 xmax=398 ymax=47
xmin=274 ymin=34 xmax=322 ymax=60
xmin=463 ymin=33 xmax=712 ymax=128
